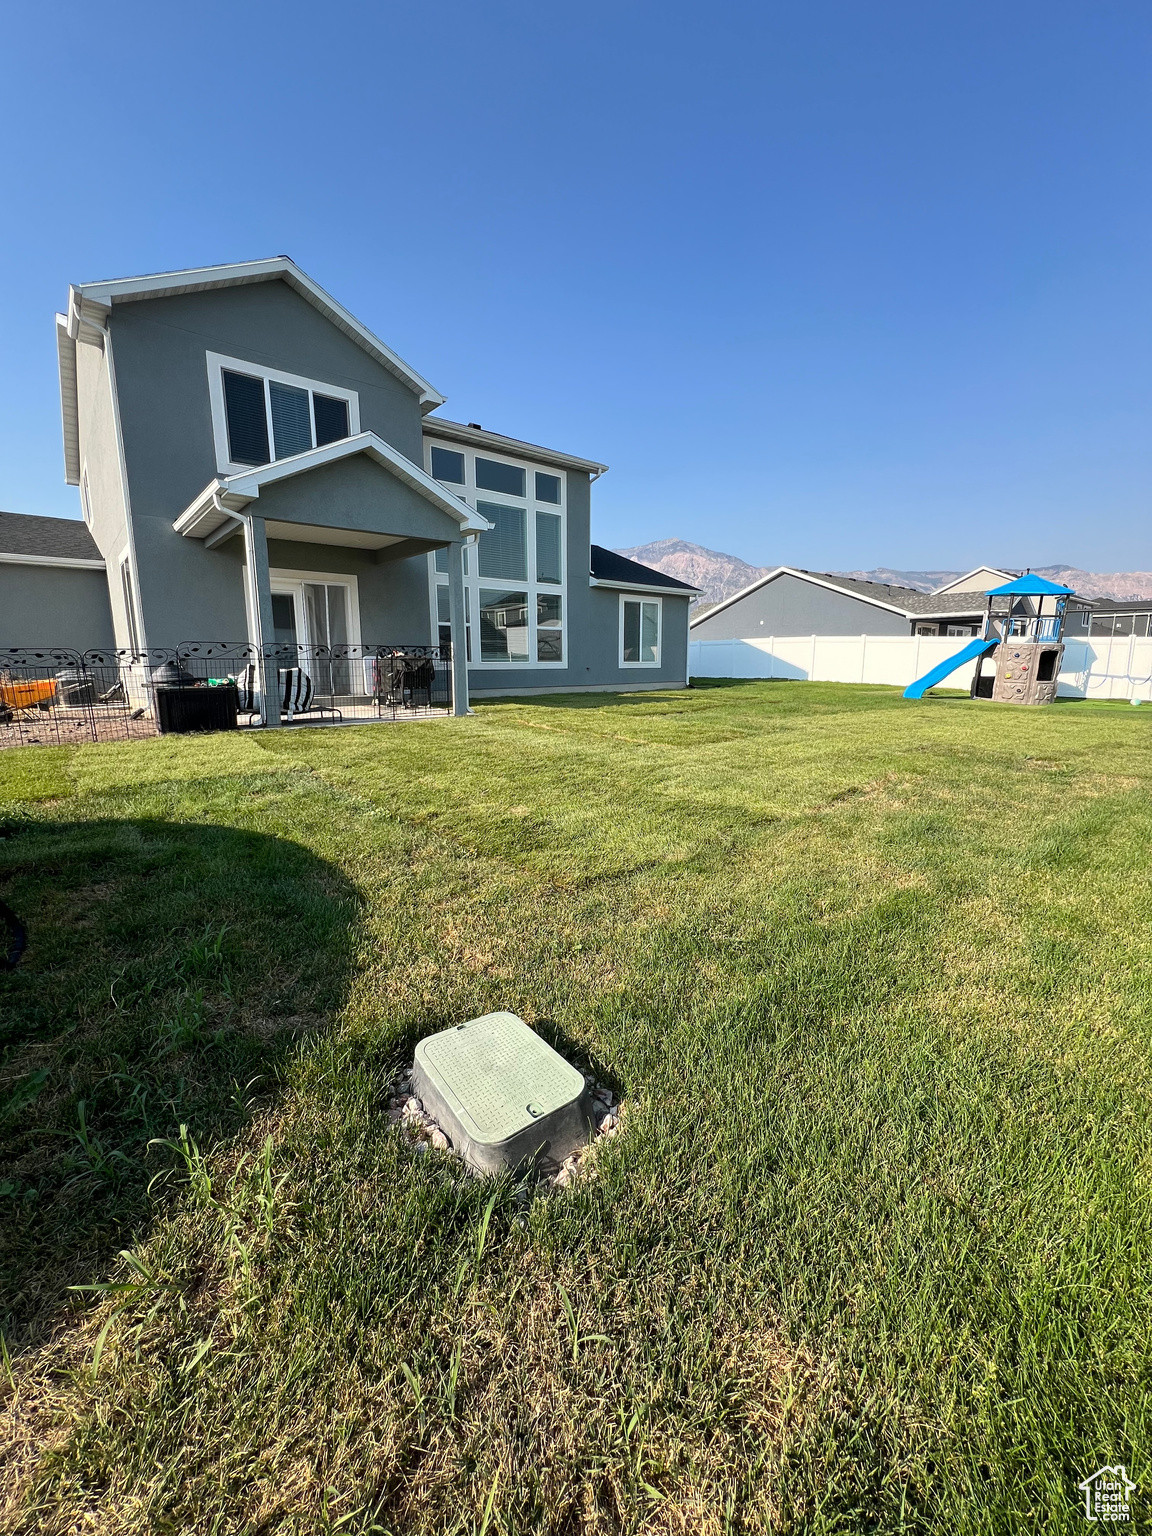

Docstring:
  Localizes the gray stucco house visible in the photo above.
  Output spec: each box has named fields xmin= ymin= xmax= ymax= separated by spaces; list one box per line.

xmin=691 ymin=565 xmax=1092 ymax=642
xmin=27 ymin=257 xmax=695 ymax=723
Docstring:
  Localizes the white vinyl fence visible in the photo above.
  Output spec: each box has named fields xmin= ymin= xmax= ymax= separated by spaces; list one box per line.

xmin=689 ymin=633 xmax=1152 ymax=702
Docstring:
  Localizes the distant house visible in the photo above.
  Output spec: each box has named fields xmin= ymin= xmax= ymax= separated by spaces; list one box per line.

xmin=0 ymin=510 xmax=113 ymax=651
xmin=5 ymin=257 xmax=698 ymax=718
xmin=690 ymin=565 xmax=1092 ymax=642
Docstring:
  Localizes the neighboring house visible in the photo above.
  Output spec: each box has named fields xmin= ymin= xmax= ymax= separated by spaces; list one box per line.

xmin=1088 ymin=598 xmax=1152 ymax=637
xmin=0 ymin=511 xmax=114 ymax=651
xmin=690 ymin=565 xmax=1092 ymax=642
xmin=39 ymin=257 xmax=695 ymax=721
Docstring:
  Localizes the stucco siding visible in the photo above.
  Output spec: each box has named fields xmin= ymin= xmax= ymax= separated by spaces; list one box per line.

xmin=691 ymin=572 xmax=908 ymax=640
xmin=253 ymin=455 xmax=462 ymax=545
xmin=0 ymin=564 xmax=114 ymax=650
xmin=108 ymin=281 xmax=430 ymax=650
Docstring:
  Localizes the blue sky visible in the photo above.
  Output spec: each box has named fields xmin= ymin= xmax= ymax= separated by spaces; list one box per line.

xmin=1 ymin=0 xmax=1149 ymax=571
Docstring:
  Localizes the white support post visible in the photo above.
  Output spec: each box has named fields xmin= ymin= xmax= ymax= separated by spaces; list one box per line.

xmin=446 ymin=539 xmax=471 ymax=717
xmin=243 ymin=515 xmax=280 ymax=727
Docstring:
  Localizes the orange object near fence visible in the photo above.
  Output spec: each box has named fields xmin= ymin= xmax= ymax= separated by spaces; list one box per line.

xmin=0 ymin=678 xmax=57 ymax=710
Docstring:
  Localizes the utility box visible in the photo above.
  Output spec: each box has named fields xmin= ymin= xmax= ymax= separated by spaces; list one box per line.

xmin=412 ymin=1012 xmax=593 ymax=1175
xmin=992 ymin=643 xmax=1063 ymax=706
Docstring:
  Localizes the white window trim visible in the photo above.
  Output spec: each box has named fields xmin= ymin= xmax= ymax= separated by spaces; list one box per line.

xmin=425 ymin=438 xmax=567 ymax=668
xmin=206 ymin=351 xmax=360 ymax=476
xmin=620 ymin=594 xmax=662 ymax=667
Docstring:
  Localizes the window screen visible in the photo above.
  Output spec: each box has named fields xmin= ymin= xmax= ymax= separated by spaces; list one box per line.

xmin=535 ymin=471 xmax=561 ymax=504
xmin=431 ymin=446 xmax=466 ymax=483
xmin=477 ymin=502 xmax=527 ymax=580
xmin=223 ymin=370 xmax=269 ymax=465
xmin=536 ymin=512 xmax=562 ymax=583
xmin=475 ymin=458 xmax=526 ymax=497
xmin=270 ymin=381 xmax=312 ymax=459
xmin=313 ymin=393 xmax=350 ymax=447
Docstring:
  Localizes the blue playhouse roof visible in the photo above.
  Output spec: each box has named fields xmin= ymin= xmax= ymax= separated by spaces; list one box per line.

xmin=985 ymin=574 xmax=1075 ymax=597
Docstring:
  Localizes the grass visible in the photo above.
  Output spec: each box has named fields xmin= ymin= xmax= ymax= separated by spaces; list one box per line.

xmin=0 ymin=680 xmax=1150 ymax=1534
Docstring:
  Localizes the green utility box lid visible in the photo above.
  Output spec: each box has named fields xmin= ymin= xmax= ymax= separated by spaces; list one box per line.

xmin=412 ymin=1012 xmax=592 ymax=1175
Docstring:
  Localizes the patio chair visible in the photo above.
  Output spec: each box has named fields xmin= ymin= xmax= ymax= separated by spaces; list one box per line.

xmin=278 ymin=666 xmax=342 ymax=724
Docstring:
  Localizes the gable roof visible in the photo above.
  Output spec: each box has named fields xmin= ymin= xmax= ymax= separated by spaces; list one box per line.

xmin=424 ymin=418 xmax=608 ymax=477
xmin=589 ymin=545 xmax=700 ymax=594
xmin=690 ymin=565 xmax=992 ymax=628
xmin=0 ymin=510 xmax=103 ymax=567
xmin=932 ymin=565 xmax=1015 ymax=595
xmin=172 ymin=432 xmax=491 ymax=541
xmin=58 ymin=257 xmax=446 ymax=486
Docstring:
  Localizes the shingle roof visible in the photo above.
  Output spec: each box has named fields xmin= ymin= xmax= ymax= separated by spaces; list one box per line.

xmin=809 ymin=571 xmax=985 ymax=616
xmin=0 ymin=511 xmax=102 ymax=562
xmin=590 ymin=545 xmax=699 ymax=592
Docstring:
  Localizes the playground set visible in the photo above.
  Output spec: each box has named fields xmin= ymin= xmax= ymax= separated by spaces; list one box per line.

xmin=904 ymin=574 xmax=1075 ymax=704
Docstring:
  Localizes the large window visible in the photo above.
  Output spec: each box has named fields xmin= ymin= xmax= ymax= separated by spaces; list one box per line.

xmin=427 ymin=440 xmax=566 ymax=666
xmin=621 ymin=596 xmax=661 ymax=665
xmin=207 ymin=352 xmax=359 ymax=472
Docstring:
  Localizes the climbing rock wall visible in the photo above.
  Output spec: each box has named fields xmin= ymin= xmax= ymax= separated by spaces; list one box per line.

xmin=992 ymin=643 xmax=1063 ymax=705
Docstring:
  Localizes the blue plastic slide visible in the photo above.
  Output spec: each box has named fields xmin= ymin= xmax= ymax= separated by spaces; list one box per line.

xmin=903 ymin=637 xmax=998 ymax=700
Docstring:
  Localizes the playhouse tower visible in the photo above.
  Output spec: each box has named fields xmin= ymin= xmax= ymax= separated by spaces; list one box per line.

xmin=972 ymin=574 xmax=1075 ymax=705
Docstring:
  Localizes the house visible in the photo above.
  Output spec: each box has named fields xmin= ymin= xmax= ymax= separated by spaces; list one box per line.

xmin=1088 ymin=598 xmax=1152 ymax=637
xmin=690 ymin=565 xmax=1092 ymax=643
xmin=0 ymin=511 xmax=113 ymax=652
xmin=26 ymin=257 xmax=696 ymax=722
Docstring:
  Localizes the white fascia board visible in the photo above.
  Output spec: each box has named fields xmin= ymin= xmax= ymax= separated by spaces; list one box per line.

xmin=70 ymin=259 xmax=446 ymax=412
xmin=689 ymin=566 xmax=915 ymax=628
xmin=589 ymin=577 xmax=699 ymax=596
xmin=56 ymin=314 xmax=81 ymax=486
xmin=174 ymin=434 xmax=491 ymax=540
xmin=423 ymin=417 xmax=608 ymax=476
xmin=0 ymin=551 xmax=105 ymax=570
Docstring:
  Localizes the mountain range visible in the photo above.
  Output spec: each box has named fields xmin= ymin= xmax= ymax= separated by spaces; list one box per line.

xmin=615 ymin=539 xmax=1152 ymax=609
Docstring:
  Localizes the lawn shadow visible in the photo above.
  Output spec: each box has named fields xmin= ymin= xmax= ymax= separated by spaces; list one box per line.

xmin=0 ymin=814 xmax=360 ymax=1355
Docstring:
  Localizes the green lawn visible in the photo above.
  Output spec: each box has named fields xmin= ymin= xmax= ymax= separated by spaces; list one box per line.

xmin=1 ymin=681 xmax=1149 ymax=1534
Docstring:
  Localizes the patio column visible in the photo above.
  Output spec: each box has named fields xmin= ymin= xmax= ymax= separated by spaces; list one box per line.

xmin=446 ymin=538 xmax=471 ymax=717
xmin=242 ymin=515 xmax=281 ymax=727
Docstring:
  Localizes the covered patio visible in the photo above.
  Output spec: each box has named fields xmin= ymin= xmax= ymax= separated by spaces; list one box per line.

xmin=172 ymin=432 xmax=489 ymax=725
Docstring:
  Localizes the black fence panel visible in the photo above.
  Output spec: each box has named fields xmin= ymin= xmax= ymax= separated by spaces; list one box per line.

xmin=0 ymin=642 xmax=452 ymax=749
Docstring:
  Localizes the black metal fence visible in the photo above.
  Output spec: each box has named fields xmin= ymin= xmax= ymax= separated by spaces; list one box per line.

xmin=0 ymin=643 xmax=452 ymax=749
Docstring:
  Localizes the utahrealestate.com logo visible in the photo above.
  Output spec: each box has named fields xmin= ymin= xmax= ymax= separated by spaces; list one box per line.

xmin=1077 ymin=1466 xmax=1136 ymax=1523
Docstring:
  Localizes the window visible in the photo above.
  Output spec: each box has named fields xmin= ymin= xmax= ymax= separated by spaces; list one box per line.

xmin=480 ymin=588 xmax=529 ymax=661
xmin=915 ymin=624 xmax=937 ymax=637
xmin=426 ymin=441 xmax=565 ymax=665
xmin=622 ymin=597 xmax=660 ymax=665
xmin=946 ymin=624 xmax=976 ymax=636
xmin=476 ymin=457 xmax=526 ymax=497
xmin=431 ymin=447 xmax=465 ymax=483
xmin=477 ymin=502 xmax=527 ymax=580
xmin=209 ymin=352 xmax=358 ymax=472
xmin=536 ymin=512 xmax=562 ymax=583
xmin=537 ymin=593 xmax=563 ymax=661
xmin=223 ymin=370 xmax=269 ymax=465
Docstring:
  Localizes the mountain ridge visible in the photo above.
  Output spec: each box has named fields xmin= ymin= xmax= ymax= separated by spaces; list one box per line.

xmin=615 ymin=539 xmax=1152 ymax=608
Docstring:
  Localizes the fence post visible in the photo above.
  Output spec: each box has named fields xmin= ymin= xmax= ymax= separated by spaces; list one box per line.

xmin=859 ymin=634 xmax=867 ymax=683
xmin=809 ymin=634 xmax=817 ymax=681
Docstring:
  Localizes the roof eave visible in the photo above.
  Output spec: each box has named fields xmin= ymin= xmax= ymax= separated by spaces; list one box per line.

xmin=423 ymin=417 xmax=608 ymax=476
xmin=70 ymin=258 xmax=446 ymax=412
xmin=56 ymin=314 xmax=81 ymax=486
xmin=589 ymin=576 xmax=700 ymax=596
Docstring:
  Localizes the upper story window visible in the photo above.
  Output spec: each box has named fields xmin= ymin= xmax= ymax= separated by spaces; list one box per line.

xmin=206 ymin=352 xmax=360 ymax=474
